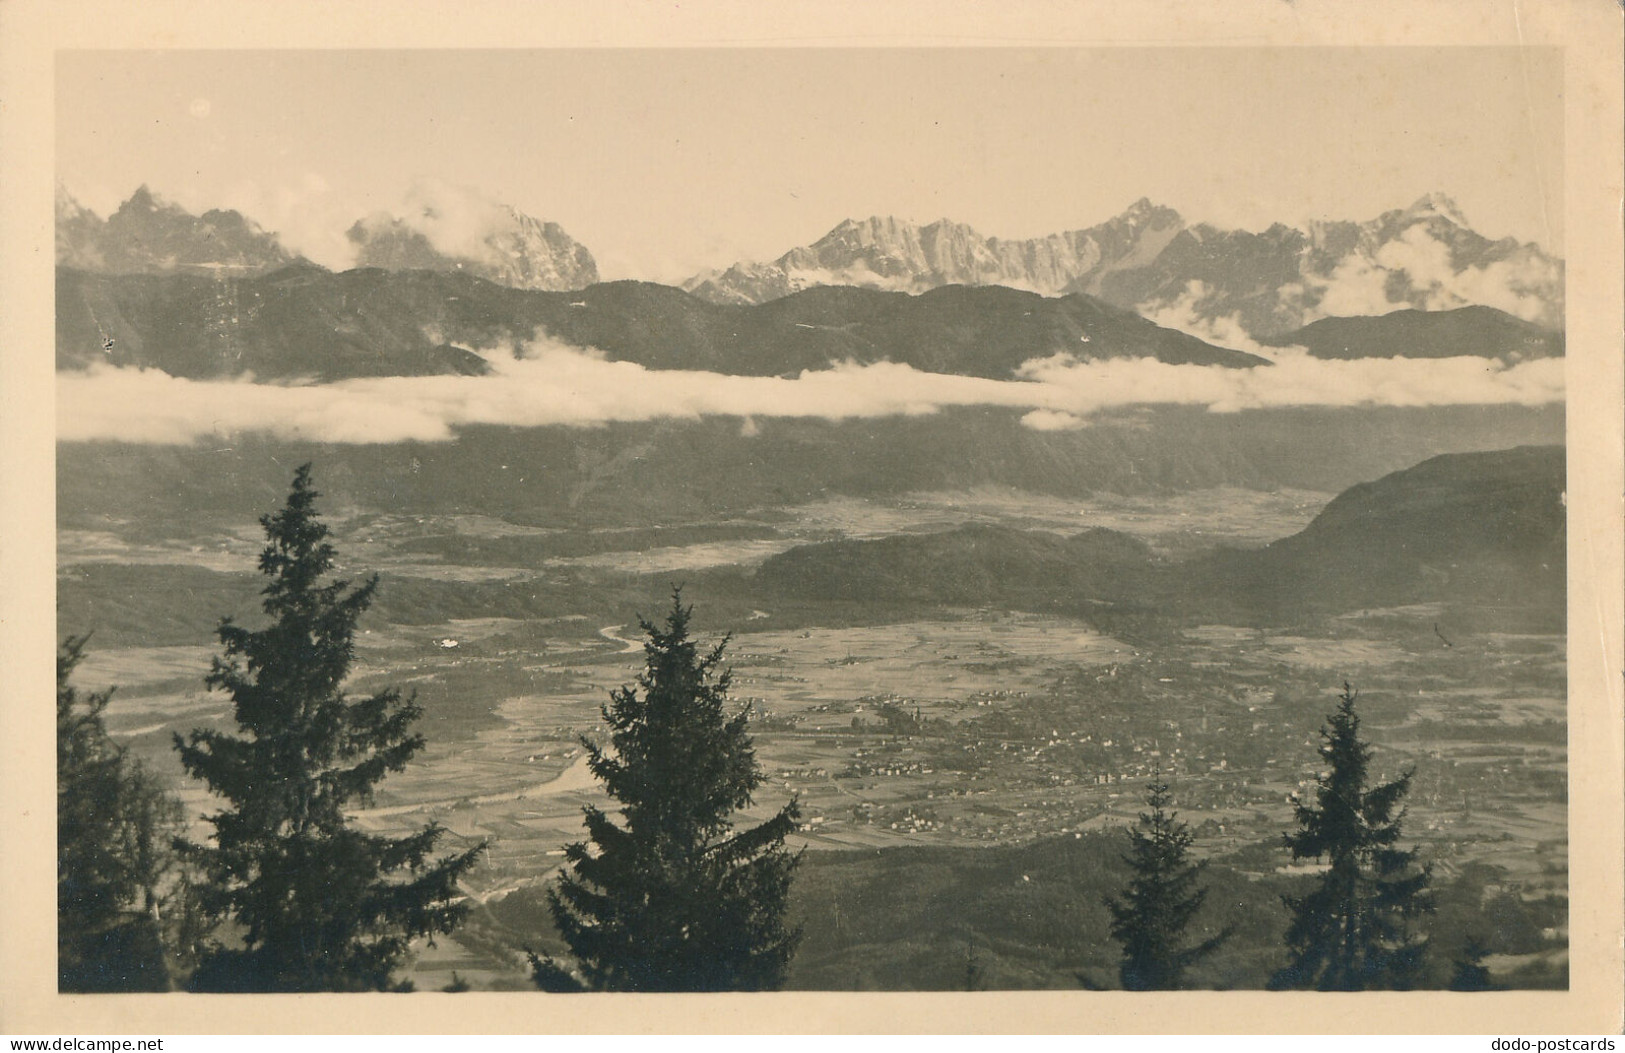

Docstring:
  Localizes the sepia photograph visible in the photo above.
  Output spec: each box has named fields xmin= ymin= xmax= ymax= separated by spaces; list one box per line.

xmin=4 ymin=0 xmax=1622 ymax=1037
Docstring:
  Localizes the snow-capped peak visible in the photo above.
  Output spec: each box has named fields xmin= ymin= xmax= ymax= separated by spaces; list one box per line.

xmin=1405 ymin=192 xmax=1470 ymax=228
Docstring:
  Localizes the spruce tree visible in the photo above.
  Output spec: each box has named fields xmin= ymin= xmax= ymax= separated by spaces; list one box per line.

xmin=57 ymin=635 xmax=181 ymax=992
xmin=1104 ymin=780 xmax=1229 ymax=990
xmin=174 ymin=464 xmax=484 ymax=992
xmin=544 ymin=591 xmax=802 ymax=991
xmin=1270 ymin=683 xmax=1432 ymax=991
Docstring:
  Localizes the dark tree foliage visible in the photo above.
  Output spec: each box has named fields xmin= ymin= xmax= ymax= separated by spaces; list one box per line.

xmin=174 ymin=465 xmax=485 ymax=992
xmin=544 ymin=592 xmax=802 ymax=992
xmin=1448 ymin=935 xmax=1495 ymax=991
xmin=1104 ymin=780 xmax=1229 ymax=990
xmin=525 ymin=949 xmax=584 ymax=993
xmin=58 ymin=635 xmax=181 ymax=992
xmin=1270 ymin=683 xmax=1432 ymax=991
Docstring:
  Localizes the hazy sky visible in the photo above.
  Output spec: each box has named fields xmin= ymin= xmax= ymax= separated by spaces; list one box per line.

xmin=57 ymin=48 xmax=1563 ymax=283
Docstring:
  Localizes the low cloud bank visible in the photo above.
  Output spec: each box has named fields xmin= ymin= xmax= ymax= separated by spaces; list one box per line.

xmin=58 ymin=339 xmax=1565 ymax=445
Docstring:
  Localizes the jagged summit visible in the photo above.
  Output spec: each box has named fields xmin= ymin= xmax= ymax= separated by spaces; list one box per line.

xmin=56 ymin=183 xmax=107 ymax=270
xmin=56 ymin=180 xmax=95 ymax=217
xmin=347 ymin=184 xmax=598 ymax=292
xmin=56 ymin=181 xmax=598 ymax=291
xmin=1116 ymin=197 xmax=1183 ymax=226
xmin=121 ymin=184 xmax=170 ymax=212
xmin=56 ymin=184 xmax=298 ymax=276
xmin=684 ymin=201 xmax=1191 ymax=306
xmin=1404 ymin=191 xmax=1472 ymax=228
xmin=685 ymin=195 xmax=1562 ymax=339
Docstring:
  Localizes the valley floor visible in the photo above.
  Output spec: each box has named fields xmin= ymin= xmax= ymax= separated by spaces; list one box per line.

xmin=59 ymin=483 xmax=1568 ymax=990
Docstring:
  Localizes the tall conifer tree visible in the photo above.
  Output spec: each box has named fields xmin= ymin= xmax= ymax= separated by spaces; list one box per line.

xmin=544 ymin=592 xmax=801 ymax=991
xmin=175 ymin=465 xmax=484 ymax=992
xmin=1104 ymin=780 xmax=1229 ymax=990
xmin=1270 ymin=683 xmax=1431 ymax=991
xmin=58 ymin=635 xmax=181 ymax=992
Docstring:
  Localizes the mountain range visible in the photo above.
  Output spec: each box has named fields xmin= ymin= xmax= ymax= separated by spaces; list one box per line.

xmin=346 ymin=204 xmax=598 ymax=291
xmin=56 ymin=183 xmax=598 ymax=292
xmin=684 ymin=202 xmax=1187 ymax=306
xmin=683 ymin=195 xmax=1564 ymax=340
xmin=57 ymin=266 xmax=1271 ymax=381
xmin=57 ymin=186 xmax=1563 ymax=344
xmin=59 ymin=258 xmax=1563 ymax=384
xmin=56 ymin=184 xmax=299 ymax=276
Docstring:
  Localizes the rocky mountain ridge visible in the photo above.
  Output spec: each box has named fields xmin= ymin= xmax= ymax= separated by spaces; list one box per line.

xmin=684 ymin=200 xmax=1182 ymax=306
xmin=56 ymin=184 xmax=299 ymax=276
xmin=346 ymin=202 xmax=598 ymax=291
xmin=684 ymin=195 xmax=1564 ymax=340
xmin=56 ymin=185 xmax=1564 ymax=343
xmin=55 ymin=184 xmax=599 ymax=292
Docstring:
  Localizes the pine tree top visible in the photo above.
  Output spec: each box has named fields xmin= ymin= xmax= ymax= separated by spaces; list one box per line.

xmin=1105 ymin=778 xmax=1228 ymax=991
xmin=1286 ymin=683 xmax=1417 ymax=865
xmin=590 ymin=590 xmax=762 ymax=845
xmin=173 ymin=466 xmax=484 ymax=991
xmin=548 ymin=589 xmax=802 ymax=991
xmin=1272 ymin=682 xmax=1432 ymax=991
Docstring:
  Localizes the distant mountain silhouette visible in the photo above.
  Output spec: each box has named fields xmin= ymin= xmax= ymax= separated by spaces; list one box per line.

xmin=57 ymin=265 xmax=490 ymax=380
xmin=751 ymin=446 xmax=1565 ymax=622
xmin=1266 ymin=305 xmax=1563 ymax=362
xmin=56 ymin=266 xmax=1263 ymax=381
xmin=1188 ymin=445 xmax=1565 ymax=619
xmin=755 ymin=525 xmax=1156 ymax=606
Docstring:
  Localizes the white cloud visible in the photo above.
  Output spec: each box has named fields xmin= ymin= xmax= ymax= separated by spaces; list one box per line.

xmin=1015 ymin=349 xmax=1562 ymax=415
xmin=1312 ymin=250 xmax=1401 ymax=320
xmin=216 ymin=175 xmax=543 ymax=273
xmin=1136 ymin=281 xmax=1294 ymax=357
xmin=351 ymin=178 xmax=525 ymax=269
xmin=57 ymin=337 xmax=1565 ymax=446
xmin=1310 ymin=225 xmax=1563 ymax=326
xmin=1020 ymin=410 xmax=1087 ymax=432
xmin=219 ymin=173 xmax=358 ymax=271
xmin=1140 ymin=228 xmax=1564 ymax=341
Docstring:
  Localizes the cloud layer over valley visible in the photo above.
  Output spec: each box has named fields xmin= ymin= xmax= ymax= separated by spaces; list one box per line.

xmin=58 ymin=338 xmax=1565 ymax=446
